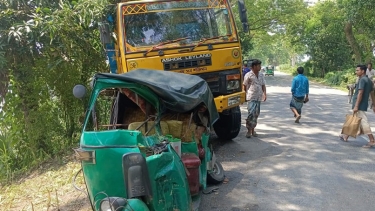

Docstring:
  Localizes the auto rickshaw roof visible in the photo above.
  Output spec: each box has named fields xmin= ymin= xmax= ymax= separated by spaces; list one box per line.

xmin=94 ymin=69 xmax=219 ymax=125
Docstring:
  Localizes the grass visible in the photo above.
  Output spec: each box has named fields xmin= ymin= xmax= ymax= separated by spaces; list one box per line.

xmin=0 ymin=154 xmax=91 ymax=211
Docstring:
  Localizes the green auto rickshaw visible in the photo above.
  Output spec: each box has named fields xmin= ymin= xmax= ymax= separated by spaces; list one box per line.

xmin=73 ymin=69 xmax=225 ymax=211
xmin=265 ymin=65 xmax=274 ymax=76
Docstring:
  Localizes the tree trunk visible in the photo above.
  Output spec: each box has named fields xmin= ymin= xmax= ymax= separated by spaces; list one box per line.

xmin=344 ymin=22 xmax=362 ymax=64
xmin=0 ymin=71 xmax=9 ymax=104
xmin=366 ymin=41 xmax=375 ymax=63
xmin=290 ymin=55 xmax=296 ymax=67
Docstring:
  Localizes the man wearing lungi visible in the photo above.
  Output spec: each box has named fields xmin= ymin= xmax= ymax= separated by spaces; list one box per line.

xmin=339 ymin=64 xmax=375 ymax=148
xmin=290 ymin=67 xmax=309 ymax=123
xmin=243 ymin=59 xmax=266 ymax=138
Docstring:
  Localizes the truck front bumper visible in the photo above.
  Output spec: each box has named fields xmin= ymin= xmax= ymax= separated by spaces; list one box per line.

xmin=214 ymin=91 xmax=246 ymax=113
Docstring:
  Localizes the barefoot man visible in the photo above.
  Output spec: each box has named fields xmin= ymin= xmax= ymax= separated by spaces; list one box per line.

xmin=243 ymin=59 xmax=266 ymax=138
xmin=290 ymin=67 xmax=309 ymax=123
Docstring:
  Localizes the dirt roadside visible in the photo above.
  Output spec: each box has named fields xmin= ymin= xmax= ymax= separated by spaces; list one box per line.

xmin=0 ymin=156 xmax=91 ymax=211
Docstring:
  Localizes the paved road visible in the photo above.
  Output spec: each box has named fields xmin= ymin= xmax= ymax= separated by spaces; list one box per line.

xmin=201 ymin=71 xmax=375 ymax=211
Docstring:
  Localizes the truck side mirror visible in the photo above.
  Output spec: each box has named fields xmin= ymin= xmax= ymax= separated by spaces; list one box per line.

xmin=99 ymin=17 xmax=118 ymax=74
xmin=73 ymin=85 xmax=86 ymax=99
xmin=99 ymin=20 xmax=111 ymax=46
xmin=238 ymin=0 xmax=249 ymax=33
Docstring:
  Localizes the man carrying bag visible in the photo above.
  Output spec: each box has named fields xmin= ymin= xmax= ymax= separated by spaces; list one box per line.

xmin=341 ymin=114 xmax=362 ymax=138
xmin=339 ymin=64 xmax=375 ymax=148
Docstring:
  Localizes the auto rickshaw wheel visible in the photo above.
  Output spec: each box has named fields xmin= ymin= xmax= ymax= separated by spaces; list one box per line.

xmin=207 ymin=160 xmax=225 ymax=184
xmin=213 ymin=106 xmax=241 ymax=140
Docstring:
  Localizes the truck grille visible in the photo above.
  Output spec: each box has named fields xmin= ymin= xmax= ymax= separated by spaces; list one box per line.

xmin=197 ymin=69 xmax=241 ymax=97
xmin=164 ymin=58 xmax=212 ymax=70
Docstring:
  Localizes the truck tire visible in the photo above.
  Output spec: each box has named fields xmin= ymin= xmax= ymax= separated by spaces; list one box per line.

xmin=207 ymin=160 xmax=225 ymax=184
xmin=213 ymin=106 xmax=241 ymax=140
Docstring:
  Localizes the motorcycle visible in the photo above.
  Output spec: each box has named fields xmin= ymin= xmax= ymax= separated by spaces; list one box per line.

xmin=73 ymin=69 xmax=225 ymax=211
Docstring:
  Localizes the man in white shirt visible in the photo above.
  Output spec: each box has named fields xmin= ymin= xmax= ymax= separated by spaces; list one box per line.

xmin=243 ymin=59 xmax=267 ymax=138
xmin=366 ymin=63 xmax=375 ymax=81
xmin=366 ymin=63 xmax=375 ymax=108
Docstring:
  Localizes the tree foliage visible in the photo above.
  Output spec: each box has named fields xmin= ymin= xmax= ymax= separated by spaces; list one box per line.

xmin=338 ymin=0 xmax=375 ymax=63
xmin=301 ymin=1 xmax=352 ymax=76
xmin=232 ymin=0 xmax=307 ymax=64
xmin=238 ymin=0 xmax=375 ymax=77
xmin=0 ymin=0 xmax=108 ymax=182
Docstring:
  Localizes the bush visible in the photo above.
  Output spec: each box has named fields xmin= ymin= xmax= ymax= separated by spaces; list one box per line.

xmin=325 ymin=71 xmax=341 ymax=85
xmin=342 ymin=69 xmax=357 ymax=84
xmin=279 ymin=61 xmax=317 ymax=77
xmin=323 ymin=68 xmax=356 ymax=86
xmin=279 ymin=62 xmax=358 ymax=89
xmin=278 ymin=64 xmax=297 ymax=75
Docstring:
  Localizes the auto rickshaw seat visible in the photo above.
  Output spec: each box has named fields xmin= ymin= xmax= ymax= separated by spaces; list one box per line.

xmin=125 ymin=108 xmax=198 ymax=142
xmin=128 ymin=119 xmax=197 ymax=143
xmin=161 ymin=113 xmax=197 ymax=142
xmin=128 ymin=121 xmax=170 ymax=135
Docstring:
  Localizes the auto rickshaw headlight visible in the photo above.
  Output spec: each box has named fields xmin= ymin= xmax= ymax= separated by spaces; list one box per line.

xmin=227 ymin=80 xmax=240 ymax=90
xmin=100 ymin=200 xmax=112 ymax=211
xmin=100 ymin=197 xmax=126 ymax=211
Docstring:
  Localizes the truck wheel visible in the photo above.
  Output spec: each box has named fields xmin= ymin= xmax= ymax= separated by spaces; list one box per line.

xmin=207 ymin=161 xmax=225 ymax=184
xmin=213 ymin=106 xmax=241 ymax=140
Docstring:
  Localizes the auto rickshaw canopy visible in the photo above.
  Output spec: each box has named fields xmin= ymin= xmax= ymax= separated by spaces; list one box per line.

xmin=90 ymin=69 xmax=219 ymax=127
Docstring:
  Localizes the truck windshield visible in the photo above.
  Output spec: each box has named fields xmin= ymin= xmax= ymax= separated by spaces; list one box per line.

xmin=123 ymin=0 xmax=237 ymax=53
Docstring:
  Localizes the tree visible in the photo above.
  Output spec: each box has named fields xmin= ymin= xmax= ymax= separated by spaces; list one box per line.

xmin=233 ymin=0 xmax=307 ymax=63
xmin=0 ymin=0 xmax=109 ymax=181
xmin=290 ymin=1 xmax=352 ymax=76
xmin=339 ymin=0 xmax=375 ymax=63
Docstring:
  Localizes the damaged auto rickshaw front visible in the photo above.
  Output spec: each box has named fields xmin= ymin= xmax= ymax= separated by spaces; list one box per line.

xmin=73 ymin=69 xmax=225 ymax=211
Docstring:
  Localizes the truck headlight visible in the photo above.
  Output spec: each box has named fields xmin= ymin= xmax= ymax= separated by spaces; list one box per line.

xmin=100 ymin=197 xmax=126 ymax=211
xmin=228 ymin=96 xmax=241 ymax=106
xmin=227 ymin=80 xmax=240 ymax=90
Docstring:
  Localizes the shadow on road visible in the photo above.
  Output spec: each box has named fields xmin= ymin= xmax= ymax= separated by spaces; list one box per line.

xmin=203 ymin=71 xmax=375 ymax=211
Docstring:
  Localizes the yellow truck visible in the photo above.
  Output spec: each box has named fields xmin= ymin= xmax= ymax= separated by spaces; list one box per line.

xmin=99 ymin=0 xmax=249 ymax=140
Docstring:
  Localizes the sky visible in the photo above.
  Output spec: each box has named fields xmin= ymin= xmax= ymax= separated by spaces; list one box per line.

xmin=304 ymin=0 xmax=319 ymax=6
